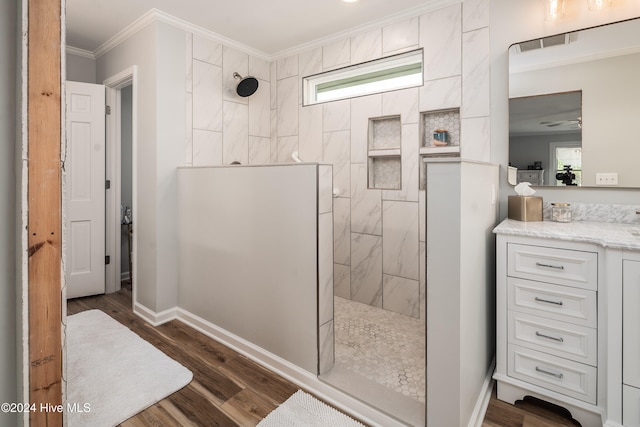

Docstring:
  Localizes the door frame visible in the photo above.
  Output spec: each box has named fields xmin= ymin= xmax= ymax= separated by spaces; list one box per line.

xmin=104 ymin=67 xmax=137 ymax=298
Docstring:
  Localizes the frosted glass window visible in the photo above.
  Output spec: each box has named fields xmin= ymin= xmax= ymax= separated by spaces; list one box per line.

xmin=303 ymin=49 xmax=423 ymax=106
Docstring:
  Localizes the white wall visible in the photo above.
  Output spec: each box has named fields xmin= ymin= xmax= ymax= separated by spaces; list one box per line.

xmin=0 ymin=1 xmax=18 ymax=425
xmin=96 ymin=21 xmax=185 ymax=313
xmin=491 ymin=0 xmax=640 ymax=215
xmin=97 ymin=23 xmax=158 ymax=309
xmin=154 ymin=23 xmax=185 ymax=311
xmin=178 ymin=165 xmax=320 ymax=373
xmin=66 ymin=52 xmax=96 ymax=83
xmin=426 ymin=159 xmax=499 ymax=427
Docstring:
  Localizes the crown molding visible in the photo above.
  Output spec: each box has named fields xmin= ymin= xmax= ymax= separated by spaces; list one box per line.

xmin=93 ymin=9 xmax=156 ymax=59
xmin=81 ymin=0 xmax=460 ymax=62
xmin=93 ymin=8 xmax=271 ymax=61
xmin=66 ymin=45 xmax=96 ymax=60
xmin=270 ymin=0 xmax=461 ymax=60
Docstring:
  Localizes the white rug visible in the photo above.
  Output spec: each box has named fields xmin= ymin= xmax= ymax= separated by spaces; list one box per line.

xmin=257 ymin=390 xmax=365 ymax=427
xmin=66 ymin=310 xmax=192 ymax=427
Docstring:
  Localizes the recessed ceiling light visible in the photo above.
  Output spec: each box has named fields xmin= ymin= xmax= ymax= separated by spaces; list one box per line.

xmin=342 ymin=0 xmax=359 ymax=3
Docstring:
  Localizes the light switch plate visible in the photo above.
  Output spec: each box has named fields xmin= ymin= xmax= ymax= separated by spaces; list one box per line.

xmin=596 ymin=172 xmax=618 ymax=185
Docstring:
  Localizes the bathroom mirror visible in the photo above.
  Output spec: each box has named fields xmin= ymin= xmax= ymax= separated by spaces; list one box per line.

xmin=508 ymin=18 xmax=640 ymax=187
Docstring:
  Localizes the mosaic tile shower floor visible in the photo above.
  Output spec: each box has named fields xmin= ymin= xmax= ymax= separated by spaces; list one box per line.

xmin=334 ymin=296 xmax=426 ymax=403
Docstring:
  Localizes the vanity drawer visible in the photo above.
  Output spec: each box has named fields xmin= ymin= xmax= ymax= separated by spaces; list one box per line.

xmin=507 ymin=243 xmax=597 ymax=290
xmin=508 ymin=311 xmax=597 ymax=366
xmin=508 ymin=344 xmax=597 ymax=404
xmin=508 ymin=277 xmax=597 ymax=328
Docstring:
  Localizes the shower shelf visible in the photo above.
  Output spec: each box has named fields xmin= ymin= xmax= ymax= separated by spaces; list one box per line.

xmin=368 ymin=115 xmax=402 ymax=190
xmin=369 ymin=148 xmax=401 ymax=157
xmin=419 ymin=146 xmax=460 ymax=156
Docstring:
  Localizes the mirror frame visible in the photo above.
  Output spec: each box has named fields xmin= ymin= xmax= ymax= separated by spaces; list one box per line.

xmin=508 ymin=18 xmax=640 ymax=188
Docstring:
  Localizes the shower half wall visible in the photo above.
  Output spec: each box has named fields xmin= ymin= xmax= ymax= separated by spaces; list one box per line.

xmin=177 ymin=163 xmax=334 ymax=374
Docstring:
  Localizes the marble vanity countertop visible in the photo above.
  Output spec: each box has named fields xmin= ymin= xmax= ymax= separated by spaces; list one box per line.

xmin=494 ymin=219 xmax=640 ymax=251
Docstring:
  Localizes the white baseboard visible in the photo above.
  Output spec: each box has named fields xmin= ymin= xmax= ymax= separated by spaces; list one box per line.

xmin=469 ymin=357 xmax=496 ymax=427
xmin=132 ymin=302 xmax=177 ymax=326
xmin=175 ymin=308 xmax=407 ymax=427
xmin=133 ymin=304 xmax=502 ymax=427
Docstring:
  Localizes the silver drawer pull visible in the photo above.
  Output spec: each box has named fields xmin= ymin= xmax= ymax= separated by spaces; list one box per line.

xmin=535 ymin=331 xmax=564 ymax=343
xmin=535 ymin=366 xmax=564 ymax=379
xmin=534 ymin=297 xmax=564 ymax=306
xmin=535 ymin=262 xmax=564 ymax=270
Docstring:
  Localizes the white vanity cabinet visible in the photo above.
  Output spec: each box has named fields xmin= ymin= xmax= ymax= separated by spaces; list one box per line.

xmin=623 ymin=257 xmax=640 ymax=426
xmin=495 ymin=230 xmax=603 ymax=426
xmin=494 ymin=218 xmax=640 ymax=427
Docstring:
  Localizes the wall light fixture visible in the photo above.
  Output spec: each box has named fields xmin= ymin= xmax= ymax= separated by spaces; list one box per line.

xmin=545 ymin=0 xmax=566 ymax=20
xmin=587 ymin=0 xmax=612 ymax=11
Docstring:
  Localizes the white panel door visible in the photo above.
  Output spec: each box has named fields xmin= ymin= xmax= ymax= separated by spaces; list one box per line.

xmin=65 ymin=81 xmax=106 ymax=299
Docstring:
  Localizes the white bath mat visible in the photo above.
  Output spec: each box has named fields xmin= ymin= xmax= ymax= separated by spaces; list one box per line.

xmin=257 ymin=390 xmax=365 ymax=427
xmin=66 ymin=309 xmax=192 ymax=426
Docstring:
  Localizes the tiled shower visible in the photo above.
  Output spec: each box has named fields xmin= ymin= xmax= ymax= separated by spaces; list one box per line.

xmin=184 ymin=2 xmax=489 ymax=322
xmin=183 ymin=1 xmax=490 ymax=422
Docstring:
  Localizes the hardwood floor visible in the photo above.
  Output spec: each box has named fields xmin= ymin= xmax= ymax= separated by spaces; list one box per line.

xmin=68 ymin=287 xmax=580 ymax=426
xmin=483 ymin=389 xmax=581 ymax=427
xmin=67 ymin=287 xmax=301 ymax=426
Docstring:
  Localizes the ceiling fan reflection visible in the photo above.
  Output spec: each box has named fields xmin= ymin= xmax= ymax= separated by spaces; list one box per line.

xmin=539 ymin=117 xmax=582 ymax=129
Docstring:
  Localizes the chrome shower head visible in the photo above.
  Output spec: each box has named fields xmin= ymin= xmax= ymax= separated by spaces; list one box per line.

xmin=233 ymin=72 xmax=259 ymax=97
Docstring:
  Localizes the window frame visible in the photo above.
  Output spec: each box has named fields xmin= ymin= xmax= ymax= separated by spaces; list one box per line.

xmin=302 ymin=48 xmax=424 ymax=106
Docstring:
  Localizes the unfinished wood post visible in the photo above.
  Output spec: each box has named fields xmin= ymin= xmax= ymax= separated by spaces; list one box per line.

xmin=27 ymin=0 xmax=63 ymax=424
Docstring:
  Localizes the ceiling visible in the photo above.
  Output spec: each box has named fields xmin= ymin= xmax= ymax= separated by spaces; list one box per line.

xmin=66 ymin=0 xmax=445 ymax=57
xmin=509 ymin=91 xmax=582 ymax=137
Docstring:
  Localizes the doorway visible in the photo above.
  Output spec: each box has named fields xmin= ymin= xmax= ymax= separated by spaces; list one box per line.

xmin=65 ymin=72 xmax=136 ymax=299
xmin=118 ymin=85 xmax=133 ymax=290
xmin=104 ymin=67 xmax=137 ymax=299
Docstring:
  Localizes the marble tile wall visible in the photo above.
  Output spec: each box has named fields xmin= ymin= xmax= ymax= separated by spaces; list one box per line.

xmin=185 ymin=33 xmax=271 ymax=166
xmin=266 ymin=2 xmax=489 ymax=321
xmin=318 ymin=164 xmax=335 ymax=373
xmin=181 ymin=1 xmax=491 ymax=321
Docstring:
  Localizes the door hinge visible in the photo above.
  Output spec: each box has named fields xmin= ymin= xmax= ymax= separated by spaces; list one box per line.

xmin=106 ymin=105 xmax=111 ymax=115
xmin=105 ymin=180 xmax=111 ymax=190
xmin=105 ymin=255 xmax=111 ymax=265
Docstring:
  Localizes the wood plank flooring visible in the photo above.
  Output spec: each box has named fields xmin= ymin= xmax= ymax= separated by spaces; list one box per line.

xmin=482 ymin=388 xmax=581 ymax=427
xmin=67 ymin=287 xmax=302 ymax=426
xmin=68 ymin=287 xmax=580 ymax=426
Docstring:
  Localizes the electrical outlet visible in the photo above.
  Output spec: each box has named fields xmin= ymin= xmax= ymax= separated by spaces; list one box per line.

xmin=596 ymin=172 xmax=619 ymax=185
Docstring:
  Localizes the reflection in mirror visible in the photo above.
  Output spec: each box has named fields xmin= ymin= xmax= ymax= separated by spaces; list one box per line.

xmin=508 ymin=18 xmax=640 ymax=187
xmin=509 ymin=91 xmax=582 ymax=186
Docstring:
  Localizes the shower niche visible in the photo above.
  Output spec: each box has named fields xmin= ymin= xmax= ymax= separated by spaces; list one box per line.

xmin=419 ymin=108 xmax=461 ymax=189
xmin=419 ymin=108 xmax=460 ymax=154
xmin=367 ymin=115 xmax=402 ymax=190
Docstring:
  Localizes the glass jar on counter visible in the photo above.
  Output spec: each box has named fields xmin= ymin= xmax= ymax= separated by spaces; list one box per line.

xmin=551 ymin=202 xmax=572 ymax=222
